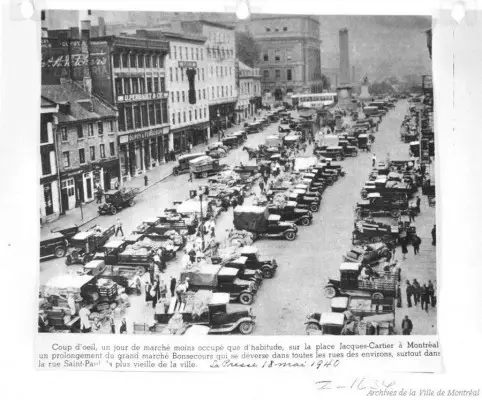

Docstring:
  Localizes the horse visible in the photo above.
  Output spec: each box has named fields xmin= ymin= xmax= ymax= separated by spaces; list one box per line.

xmin=243 ymin=146 xmax=258 ymax=160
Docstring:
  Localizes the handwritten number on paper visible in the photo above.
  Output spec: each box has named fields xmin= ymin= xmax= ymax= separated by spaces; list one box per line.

xmin=315 ymin=378 xmax=396 ymax=392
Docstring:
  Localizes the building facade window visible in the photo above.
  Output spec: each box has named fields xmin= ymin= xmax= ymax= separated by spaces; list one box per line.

xmin=275 ymin=69 xmax=281 ymax=80
xmin=100 ymin=144 xmax=106 ymax=158
xmin=183 ymin=111 xmax=186 ymax=123
xmin=275 ymin=50 xmax=281 ymax=62
xmin=189 ymin=111 xmax=192 ymax=121
xmin=263 ymin=70 xmax=269 ymax=80
xmin=141 ymin=105 xmax=148 ymax=126
xmin=171 ymin=92 xmax=175 ymax=103
xmin=153 ymin=77 xmax=159 ymax=93
xmin=170 ymin=67 xmax=173 ymax=81
xmin=129 ymin=53 xmax=136 ymax=68
xmin=194 ymin=109 xmax=197 ymax=120
xmin=63 ymin=151 xmax=70 ymax=168
xmin=155 ymin=102 xmax=161 ymax=124
xmin=60 ymin=127 xmax=68 ymax=142
xmin=79 ymin=148 xmax=85 ymax=164
xmin=109 ymin=120 xmax=114 ymax=132
xmin=286 ymin=49 xmax=292 ymax=61
xmin=121 ymin=53 xmax=128 ymax=68
xmin=178 ymin=112 xmax=181 ymax=124
xmin=263 ymin=53 xmax=268 ymax=61
xmin=161 ymin=101 xmax=168 ymax=123
xmin=125 ymin=106 xmax=133 ymax=130
xmin=175 ymin=68 xmax=179 ymax=81
xmin=98 ymin=121 xmax=104 ymax=135
xmin=134 ymin=106 xmax=142 ymax=128
xmin=160 ymin=77 xmax=165 ymax=91
xmin=283 ymin=27 xmax=288 ymax=31
xmin=203 ymin=89 xmax=206 ymax=99
xmin=115 ymin=78 xmax=123 ymax=95
xmin=87 ymin=123 xmax=94 ymax=137
xmin=149 ymin=103 xmax=155 ymax=124
xmin=266 ymin=27 xmax=271 ymax=32
xmin=147 ymin=78 xmax=153 ymax=93
xmin=90 ymin=146 xmax=95 ymax=161
xmin=41 ymin=152 xmax=51 ymax=175
xmin=109 ymin=142 xmax=115 ymax=156
xmin=174 ymin=46 xmax=177 ymax=59
xmin=287 ymin=69 xmax=292 ymax=81
xmin=118 ymin=105 xmax=125 ymax=131
xmin=113 ymin=53 xmax=121 ymax=68
xmin=176 ymin=91 xmax=180 ymax=102
xmin=172 ymin=113 xmax=175 ymax=125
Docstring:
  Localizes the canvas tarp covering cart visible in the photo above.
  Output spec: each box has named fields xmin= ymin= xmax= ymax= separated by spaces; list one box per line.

xmin=180 ymin=265 xmax=223 ymax=287
xmin=176 ymin=198 xmax=209 ymax=215
xmin=41 ymin=274 xmax=94 ymax=297
xmin=233 ymin=206 xmax=269 ymax=232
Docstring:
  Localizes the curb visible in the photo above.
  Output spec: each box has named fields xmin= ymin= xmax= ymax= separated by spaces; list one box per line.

xmin=78 ymin=172 xmax=174 ymax=228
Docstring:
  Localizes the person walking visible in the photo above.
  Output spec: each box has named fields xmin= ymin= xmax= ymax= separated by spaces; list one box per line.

xmin=427 ymin=280 xmax=436 ymax=307
xmin=415 ymin=196 xmax=421 ymax=214
xmin=259 ymin=180 xmax=265 ymax=195
xmin=408 ymin=206 xmax=416 ymax=223
xmin=431 ymin=225 xmax=436 ymax=245
xmin=170 ymin=276 xmax=177 ymax=297
xmin=109 ymin=310 xmax=116 ymax=334
xmin=401 ymin=315 xmax=413 ymax=335
xmin=401 ymin=238 xmax=408 ymax=260
xmin=115 ymin=218 xmax=124 ymax=237
xmin=372 ymin=153 xmax=377 ymax=167
xmin=421 ymin=284 xmax=430 ymax=312
xmin=188 ymin=170 xmax=193 ymax=182
xmin=405 ymin=280 xmax=414 ymax=308
xmin=412 ymin=279 xmax=421 ymax=305
xmin=96 ymin=185 xmax=103 ymax=204
xmin=144 ymin=175 xmax=149 ymax=187
xmin=412 ymin=234 xmax=421 ymax=255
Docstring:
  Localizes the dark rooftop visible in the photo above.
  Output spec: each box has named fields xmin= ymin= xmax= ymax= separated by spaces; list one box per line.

xmin=41 ymin=81 xmax=117 ymax=123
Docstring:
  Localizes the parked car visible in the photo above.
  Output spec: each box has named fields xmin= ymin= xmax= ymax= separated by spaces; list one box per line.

xmin=267 ymin=201 xmax=313 ymax=226
xmin=286 ymin=189 xmax=321 ymax=212
xmin=40 ymin=232 xmax=68 ymax=261
xmin=355 ymin=192 xmax=408 ymax=219
xmin=180 ymin=264 xmax=258 ymax=305
xmin=173 ymin=152 xmax=206 ymax=175
xmin=233 ymin=206 xmax=298 ymax=241
xmin=65 ymin=224 xmax=116 ymax=265
xmin=154 ymin=291 xmax=256 ymax=334
xmin=338 ymin=139 xmax=358 ymax=157
xmin=190 ymin=155 xmax=227 ymax=179
xmin=323 ymin=262 xmax=398 ymax=300
xmin=98 ymin=188 xmax=140 ymax=215
xmin=314 ymin=146 xmax=345 ymax=161
xmin=343 ymin=242 xmax=391 ymax=265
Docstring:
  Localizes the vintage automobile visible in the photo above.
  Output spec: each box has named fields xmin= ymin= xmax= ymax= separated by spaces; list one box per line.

xmin=286 ymin=189 xmax=321 ymax=212
xmin=190 ymin=155 xmax=228 ymax=179
xmin=355 ymin=192 xmax=408 ymax=219
xmin=305 ymin=310 xmax=395 ymax=335
xmin=293 ymin=183 xmax=323 ymax=199
xmin=343 ymin=242 xmax=391 ymax=265
xmin=330 ymin=294 xmax=396 ymax=317
xmin=278 ymin=121 xmax=291 ymax=133
xmin=50 ymin=224 xmax=80 ymax=243
xmin=338 ymin=139 xmax=359 ymax=157
xmin=267 ymin=200 xmax=313 ymax=226
xmin=283 ymin=134 xmax=301 ymax=148
xmin=153 ymin=291 xmax=256 ymax=335
xmin=352 ymin=220 xmax=401 ymax=245
xmin=65 ymin=224 xmax=116 ymax=265
xmin=40 ymin=232 xmax=69 ymax=261
xmin=238 ymin=246 xmax=278 ymax=279
xmin=245 ymin=122 xmax=262 ymax=134
xmin=297 ymin=176 xmax=327 ymax=194
xmin=98 ymin=188 xmax=140 ymax=215
xmin=219 ymin=257 xmax=264 ymax=288
xmin=314 ymin=146 xmax=345 ymax=161
xmin=323 ymin=262 xmax=398 ymax=300
xmin=233 ymin=206 xmax=298 ymax=241
xmin=180 ymin=265 xmax=258 ymax=305
xmin=227 ymin=132 xmax=246 ymax=146
xmin=173 ymin=152 xmax=206 ymax=175
xmin=221 ymin=136 xmax=239 ymax=149
xmin=206 ymin=148 xmax=227 ymax=159
xmin=361 ymin=175 xmax=413 ymax=200
xmin=357 ymin=134 xmax=371 ymax=151
xmin=212 ymin=246 xmax=278 ymax=279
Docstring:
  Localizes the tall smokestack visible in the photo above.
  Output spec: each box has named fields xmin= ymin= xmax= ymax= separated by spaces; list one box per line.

xmin=339 ymin=28 xmax=350 ymax=86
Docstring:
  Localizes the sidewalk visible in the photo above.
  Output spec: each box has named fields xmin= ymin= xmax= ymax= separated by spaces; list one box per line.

xmin=40 ymin=122 xmax=255 ymax=238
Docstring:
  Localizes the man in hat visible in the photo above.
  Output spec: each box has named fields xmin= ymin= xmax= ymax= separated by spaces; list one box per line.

xmin=401 ymin=315 xmax=413 ymax=335
xmin=405 ymin=280 xmax=414 ymax=308
xmin=170 ymin=276 xmax=177 ymax=297
xmin=372 ymin=153 xmax=377 ymax=167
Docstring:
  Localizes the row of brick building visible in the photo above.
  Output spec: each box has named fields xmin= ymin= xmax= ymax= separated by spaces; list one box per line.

xmin=40 ymin=16 xmax=262 ymax=223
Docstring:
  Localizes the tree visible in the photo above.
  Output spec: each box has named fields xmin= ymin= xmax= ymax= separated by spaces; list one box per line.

xmin=235 ymin=31 xmax=260 ymax=67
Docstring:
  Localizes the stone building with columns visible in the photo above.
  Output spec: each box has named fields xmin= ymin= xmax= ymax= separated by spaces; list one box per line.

xmin=135 ymin=28 xmax=210 ymax=153
xmin=96 ymin=35 xmax=170 ymax=181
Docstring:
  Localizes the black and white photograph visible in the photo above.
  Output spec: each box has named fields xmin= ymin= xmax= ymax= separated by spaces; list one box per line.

xmin=38 ymin=10 xmax=435 ymax=336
